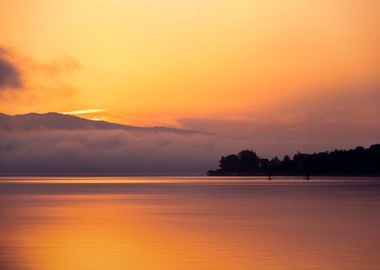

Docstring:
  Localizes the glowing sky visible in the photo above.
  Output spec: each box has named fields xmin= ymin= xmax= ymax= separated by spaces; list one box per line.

xmin=0 ymin=0 xmax=379 ymax=148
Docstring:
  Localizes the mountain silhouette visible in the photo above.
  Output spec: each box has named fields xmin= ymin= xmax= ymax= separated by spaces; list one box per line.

xmin=0 ymin=112 xmax=203 ymax=134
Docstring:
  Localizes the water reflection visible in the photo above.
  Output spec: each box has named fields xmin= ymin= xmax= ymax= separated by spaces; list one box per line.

xmin=0 ymin=177 xmax=379 ymax=270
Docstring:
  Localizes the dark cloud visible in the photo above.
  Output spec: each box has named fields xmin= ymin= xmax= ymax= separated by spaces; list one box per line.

xmin=0 ymin=45 xmax=80 ymax=107
xmin=0 ymin=49 xmax=22 ymax=90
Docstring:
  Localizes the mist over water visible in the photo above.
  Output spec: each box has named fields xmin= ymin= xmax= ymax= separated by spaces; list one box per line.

xmin=0 ymin=177 xmax=379 ymax=270
xmin=0 ymin=130 xmax=247 ymax=175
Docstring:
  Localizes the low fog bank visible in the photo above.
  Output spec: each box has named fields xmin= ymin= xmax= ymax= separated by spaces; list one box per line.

xmin=2 ymin=122 xmax=379 ymax=175
xmin=0 ymin=129 xmax=247 ymax=175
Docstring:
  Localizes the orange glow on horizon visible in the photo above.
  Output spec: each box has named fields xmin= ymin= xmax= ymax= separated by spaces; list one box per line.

xmin=0 ymin=0 xmax=379 ymax=127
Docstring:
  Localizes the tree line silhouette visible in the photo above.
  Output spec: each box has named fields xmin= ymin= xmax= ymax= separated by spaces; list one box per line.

xmin=207 ymin=144 xmax=380 ymax=176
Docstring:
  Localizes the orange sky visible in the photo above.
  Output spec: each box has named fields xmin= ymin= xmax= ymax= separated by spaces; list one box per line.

xmin=0 ymin=0 xmax=379 ymax=127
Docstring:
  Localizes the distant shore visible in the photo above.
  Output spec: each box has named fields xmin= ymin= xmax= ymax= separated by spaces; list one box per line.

xmin=207 ymin=144 xmax=380 ymax=177
xmin=207 ymin=172 xmax=380 ymax=177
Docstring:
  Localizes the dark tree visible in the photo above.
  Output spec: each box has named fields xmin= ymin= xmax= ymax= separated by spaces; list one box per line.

xmin=238 ymin=150 xmax=260 ymax=174
xmin=260 ymin=158 xmax=270 ymax=172
xmin=207 ymin=144 xmax=380 ymax=176
xmin=219 ymin=154 xmax=240 ymax=174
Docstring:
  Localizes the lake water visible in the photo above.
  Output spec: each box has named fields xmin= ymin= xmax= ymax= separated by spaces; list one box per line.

xmin=0 ymin=177 xmax=379 ymax=270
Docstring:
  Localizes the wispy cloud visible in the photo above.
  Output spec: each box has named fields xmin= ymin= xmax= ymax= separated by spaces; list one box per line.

xmin=177 ymin=80 xmax=380 ymax=156
xmin=0 ymin=44 xmax=81 ymax=114
xmin=62 ymin=109 xmax=107 ymax=116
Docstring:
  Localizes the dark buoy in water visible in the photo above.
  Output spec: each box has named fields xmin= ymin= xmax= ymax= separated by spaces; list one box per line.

xmin=268 ymin=171 xmax=272 ymax=180
xmin=305 ymin=171 xmax=310 ymax=180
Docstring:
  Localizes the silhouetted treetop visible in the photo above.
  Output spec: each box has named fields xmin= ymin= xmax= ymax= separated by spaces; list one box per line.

xmin=207 ymin=144 xmax=380 ymax=176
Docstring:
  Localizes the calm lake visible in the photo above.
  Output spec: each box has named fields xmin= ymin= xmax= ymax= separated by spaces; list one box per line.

xmin=0 ymin=177 xmax=379 ymax=270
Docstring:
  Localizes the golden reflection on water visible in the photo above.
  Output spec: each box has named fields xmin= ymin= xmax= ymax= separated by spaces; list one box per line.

xmin=2 ymin=195 xmax=263 ymax=270
xmin=1 ymin=178 xmax=380 ymax=270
